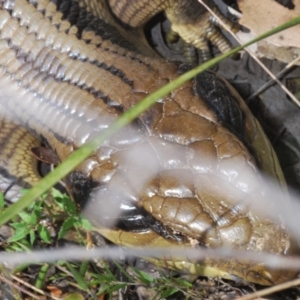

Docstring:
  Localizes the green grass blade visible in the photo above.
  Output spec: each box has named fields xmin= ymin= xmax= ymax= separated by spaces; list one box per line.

xmin=35 ymin=263 xmax=49 ymax=289
xmin=64 ymin=261 xmax=89 ymax=291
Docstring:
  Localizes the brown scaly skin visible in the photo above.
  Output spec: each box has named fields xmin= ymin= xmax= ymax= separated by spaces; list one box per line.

xmin=0 ymin=0 xmax=297 ymax=285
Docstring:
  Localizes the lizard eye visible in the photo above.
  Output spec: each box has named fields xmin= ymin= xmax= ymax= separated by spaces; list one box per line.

xmin=246 ymin=267 xmax=277 ymax=285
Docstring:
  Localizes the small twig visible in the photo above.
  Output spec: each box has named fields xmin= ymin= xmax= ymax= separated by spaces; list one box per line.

xmin=0 ymin=272 xmax=39 ymax=300
xmin=247 ymin=55 xmax=300 ymax=101
xmin=11 ymin=274 xmax=62 ymax=300
xmin=56 ymin=264 xmax=88 ymax=290
xmin=235 ymin=277 xmax=300 ymax=300
xmin=56 ymin=264 xmax=76 ymax=278
xmin=197 ymin=0 xmax=300 ymax=108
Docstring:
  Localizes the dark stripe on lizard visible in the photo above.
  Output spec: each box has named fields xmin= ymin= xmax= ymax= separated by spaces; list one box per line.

xmin=195 ymin=71 xmax=258 ymax=162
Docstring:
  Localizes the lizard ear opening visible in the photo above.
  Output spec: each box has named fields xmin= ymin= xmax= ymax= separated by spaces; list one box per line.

xmin=31 ymin=147 xmax=60 ymax=165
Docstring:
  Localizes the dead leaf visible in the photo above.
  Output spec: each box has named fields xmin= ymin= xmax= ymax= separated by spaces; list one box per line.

xmin=237 ymin=0 xmax=300 ymax=64
xmin=46 ymin=285 xmax=63 ymax=297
